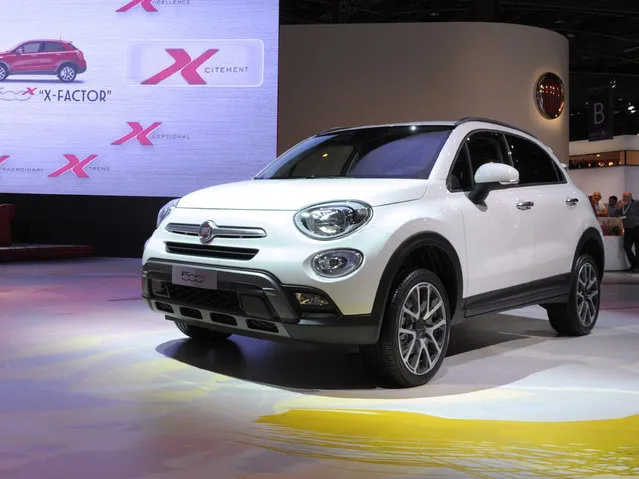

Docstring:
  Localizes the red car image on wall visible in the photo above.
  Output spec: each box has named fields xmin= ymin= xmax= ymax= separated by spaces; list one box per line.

xmin=0 ymin=40 xmax=86 ymax=83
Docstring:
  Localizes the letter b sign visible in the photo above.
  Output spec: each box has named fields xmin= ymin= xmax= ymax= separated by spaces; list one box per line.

xmin=593 ymin=102 xmax=605 ymax=125
xmin=588 ymin=92 xmax=613 ymax=141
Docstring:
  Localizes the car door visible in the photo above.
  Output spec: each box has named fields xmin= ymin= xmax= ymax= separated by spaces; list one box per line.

xmin=11 ymin=42 xmax=43 ymax=72
xmin=447 ymin=130 xmax=536 ymax=298
xmin=505 ymin=134 xmax=579 ymax=282
xmin=42 ymin=41 xmax=66 ymax=71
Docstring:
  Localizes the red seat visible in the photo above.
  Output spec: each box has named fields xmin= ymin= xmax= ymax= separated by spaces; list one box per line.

xmin=0 ymin=204 xmax=16 ymax=246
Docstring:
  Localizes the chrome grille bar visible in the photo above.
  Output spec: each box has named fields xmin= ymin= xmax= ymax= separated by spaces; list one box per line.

xmin=166 ymin=223 xmax=267 ymax=239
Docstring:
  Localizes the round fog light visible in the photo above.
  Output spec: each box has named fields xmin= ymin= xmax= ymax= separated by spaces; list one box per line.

xmin=311 ymin=249 xmax=363 ymax=278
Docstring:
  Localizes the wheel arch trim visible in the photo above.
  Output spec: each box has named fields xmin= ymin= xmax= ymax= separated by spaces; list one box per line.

xmin=573 ymin=227 xmax=605 ymax=278
xmin=370 ymin=232 xmax=464 ymax=340
xmin=56 ymin=62 xmax=78 ymax=73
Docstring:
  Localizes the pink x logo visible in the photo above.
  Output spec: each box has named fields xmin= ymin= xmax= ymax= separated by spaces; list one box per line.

xmin=116 ymin=0 xmax=157 ymax=12
xmin=22 ymin=88 xmax=37 ymax=96
xmin=49 ymin=155 xmax=98 ymax=178
xmin=0 ymin=155 xmax=9 ymax=165
xmin=141 ymin=49 xmax=219 ymax=85
xmin=112 ymin=122 xmax=162 ymax=146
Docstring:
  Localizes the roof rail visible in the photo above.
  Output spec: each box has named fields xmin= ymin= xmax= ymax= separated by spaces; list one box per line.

xmin=316 ymin=126 xmax=349 ymax=135
xmin=455 ymin=116 xmax=539 ymax=139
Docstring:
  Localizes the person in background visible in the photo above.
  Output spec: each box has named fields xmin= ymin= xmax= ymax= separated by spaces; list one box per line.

xmin=607 ymin=195 xmax=618 ymax=217
xmin=616 ymin=191 xmax=639 ymax=272
xmin=589 ymin=191 xmax=609 ymax=217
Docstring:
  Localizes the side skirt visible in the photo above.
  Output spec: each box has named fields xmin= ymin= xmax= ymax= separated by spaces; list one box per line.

xmin=462 ymin=274 xmax=571 ymax=319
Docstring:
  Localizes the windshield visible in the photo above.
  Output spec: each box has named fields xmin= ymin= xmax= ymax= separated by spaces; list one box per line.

xmin=7 ymin=42 xmax=23 ymax=52
xmin=255 ymin=125 xmax=453 ymax=180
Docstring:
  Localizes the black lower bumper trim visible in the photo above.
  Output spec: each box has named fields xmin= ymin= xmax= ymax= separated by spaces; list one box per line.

xmin=284 ymin=316 xmax=378 ymax=345
xmin=143 ymin=258 xmax=380 ymax=345
xmin=165 ymin=313 xmax=378 ymax=345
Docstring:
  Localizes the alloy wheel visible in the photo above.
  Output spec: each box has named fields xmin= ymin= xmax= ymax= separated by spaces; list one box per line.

xmin=398 ymin=282 xmax=447 ymax=376
xmin=0 ymin=68 xmax=6 ymax=81
xmin=60 ymin=66 xmax=75 ymax=82
xmin=576 ymin=262 xmax=599 ymax=327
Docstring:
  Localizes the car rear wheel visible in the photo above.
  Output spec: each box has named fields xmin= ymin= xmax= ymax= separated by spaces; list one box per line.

xmin=546 ymin=254 xmax=601 ymax=336
xmin=361 ymin=268 xmax=451 ymax=388
xmin=174 ymin=319 xmax=232 ymax=343
xmin=58 ymin=64 xmax=77 ymax=82
xmin=0 ymin=64 xmax=8 ymax=81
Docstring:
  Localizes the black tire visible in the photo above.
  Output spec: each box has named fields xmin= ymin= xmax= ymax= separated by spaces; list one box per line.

xmin=361 ymin=268 xmax=451 ymax=388
xmin=546 ymin=254 xmax=601 ymax=336
xmin=57 ymin=64 xmax=77 ymax=82
xmin=0 ymin=64 xmax=8 ymax=82
xmin=174 ymin=320 xmax=231 ymax=343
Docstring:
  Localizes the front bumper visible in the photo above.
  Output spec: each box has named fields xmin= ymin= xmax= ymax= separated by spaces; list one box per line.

xmin=142 ymin=259 xmax=379 ymax=345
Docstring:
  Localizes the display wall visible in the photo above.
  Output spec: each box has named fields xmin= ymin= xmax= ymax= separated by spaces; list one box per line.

xmin=568 ymin=167 xmax=628 ymax=201
xmin=278 ymin=22 xmax=569 ymax=161
xmin=0 ymin=0 xmax=278 ymax=197
xmin=0 ymin=0 xmax=279 ymax=256
xmin=568 ymin=136 xmax=639 ymax=200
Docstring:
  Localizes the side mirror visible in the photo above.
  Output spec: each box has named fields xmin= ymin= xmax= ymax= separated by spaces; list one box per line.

xmin=468 ymin=162 xmax=519 ymax=204
xmin=15 ymin=48 xmax=22 ymax=55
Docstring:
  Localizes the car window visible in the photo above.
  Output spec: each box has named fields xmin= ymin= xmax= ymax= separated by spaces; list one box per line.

xmin=506 ymin=134 xmax=560 ymax=185
xmin=447 ymin=145 xmax=473 ymax=192
xmin=21 ymin=42 xmax=42 ymax=54
xmin=553 ymin=161 xmax=567 ymax=182
xmin=44 ymin=42 xmax=66 ymax=52
xmin=465 ymin=131 xmax=508 ymax=172
xmin=255 ymin=126 xmax=453 ymax=179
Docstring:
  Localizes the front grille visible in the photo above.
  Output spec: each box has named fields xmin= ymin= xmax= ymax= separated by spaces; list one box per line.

xmin=166 ymin=223 xmax=267 ymax=239
xmin=165 ymin=242 xmax=258 ymax=261
xmin=165 ymin=283 xmax=242 ymax=313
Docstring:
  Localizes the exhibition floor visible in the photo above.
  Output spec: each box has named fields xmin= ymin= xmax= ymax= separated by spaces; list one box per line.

xmin=1 ymin=258 xmax=638 ymax=479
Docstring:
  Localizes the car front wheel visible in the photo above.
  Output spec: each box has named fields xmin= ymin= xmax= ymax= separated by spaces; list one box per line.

xmin=58 ymin=64 xmax=77 ymax=82
xmin=362 ymin=268 xmax=451 ymax=388
xmin=0 ymin=64 xmax=8 ymax=81
xmin=546 ymin=254 xmax=601 ymax=336
xmin=174 ymin=319 xmax=232 ymax=343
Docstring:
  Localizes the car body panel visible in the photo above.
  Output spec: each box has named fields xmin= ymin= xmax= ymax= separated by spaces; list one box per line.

xmin=141 ymin=118 xmax=604 ymax=346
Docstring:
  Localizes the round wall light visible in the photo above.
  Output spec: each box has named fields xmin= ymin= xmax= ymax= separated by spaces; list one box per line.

xmin=535 ymin=72 xmax=565 ymax=119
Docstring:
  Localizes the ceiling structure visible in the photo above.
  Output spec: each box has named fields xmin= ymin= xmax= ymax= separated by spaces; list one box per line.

xmin=279 ymin=0 xmax=639 ymax=140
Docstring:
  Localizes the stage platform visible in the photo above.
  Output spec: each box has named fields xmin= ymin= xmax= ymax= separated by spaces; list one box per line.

xmin=0 ymin=258 xmax=638 ymax=478
xmin=0 ymin=244 xmax=93 ymax=262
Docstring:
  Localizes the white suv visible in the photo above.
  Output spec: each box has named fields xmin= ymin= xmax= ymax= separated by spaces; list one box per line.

xmin=142 ymin=117 xmax=604 ymax=388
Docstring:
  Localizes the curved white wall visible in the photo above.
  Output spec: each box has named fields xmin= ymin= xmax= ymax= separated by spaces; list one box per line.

xmin=278 ymin=22 xmax=569 ymax=161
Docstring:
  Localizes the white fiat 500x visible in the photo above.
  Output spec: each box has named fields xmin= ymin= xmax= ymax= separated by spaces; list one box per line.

xmin=142 ymin=117 xmax=604 ymax=388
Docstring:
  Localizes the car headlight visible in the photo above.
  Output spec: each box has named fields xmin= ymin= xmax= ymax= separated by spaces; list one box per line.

xmin=157 ymin=198 xmax=179 ymax=227
xmin=294 ymin=201 xmax=372 ymax=240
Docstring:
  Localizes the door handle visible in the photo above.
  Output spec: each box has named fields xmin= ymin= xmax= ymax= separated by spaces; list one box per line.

xmin=566 ymin=197 xmax=579 ymax=206
xmin=516 ymin=201 xmax=535 ymax=210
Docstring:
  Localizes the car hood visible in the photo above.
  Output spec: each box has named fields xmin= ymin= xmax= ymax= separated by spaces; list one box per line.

xmin=177 ymin=178 xmax=428 ymax=211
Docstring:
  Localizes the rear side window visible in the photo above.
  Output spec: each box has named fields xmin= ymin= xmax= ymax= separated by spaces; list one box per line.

xmin=506 ymin=135 xmax=560 ymax=185
xmin=44 ymin=42 xmax=66 ymax=52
